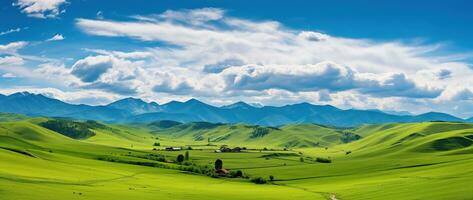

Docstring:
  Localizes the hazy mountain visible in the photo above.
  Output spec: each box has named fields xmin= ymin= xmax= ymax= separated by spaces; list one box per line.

xmin=407 ymin=112 xmax=464 ymax=122
xmin=467 ymin=117 xmax=473 ymax=122
xmin=106 ymin=97 xmax=160 ymax=114
xmin=0 ymin=92 xmax=84 ymax=116
xmin=368 ymin=109 xmax=412 ymax=116
xmin=0 ymin=92 xmax=468 ymax=127
xmin=0 ymin=92 xmax=128 ymax=122
xmin=221 ymin=101 xmax=255 ymax=110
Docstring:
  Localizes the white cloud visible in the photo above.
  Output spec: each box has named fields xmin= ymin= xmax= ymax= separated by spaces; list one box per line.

xmin=69 ymin=55 xmax=151 ymax=95
xmin=298 ymin=31 xmax=330 ymax=42
xmin=132 ymin=8 xmax=224 ymax=25
xmin=1 ymin=73 xmax=17 ymax=78
xmin=13 ymin=0 xmax=67 ymax=18
xmin=0 ymin=28 xmax=22 ymax=36
xmin=83 ymin=48 xmax=152 ymax=59
xmin=0 ymin=56 xmax=24 ymax=66
xmin=46 ymin=34 xmax=65 ymax=41
xmin=0 ymin=41 xmax=28 ymax=54
xmin=219 ymin=62 xmax=442 ymax=98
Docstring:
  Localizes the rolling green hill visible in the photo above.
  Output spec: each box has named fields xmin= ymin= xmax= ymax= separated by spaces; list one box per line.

xmin=149 ymin=121 xmax=361 ymax=148
xmin=1 ymin=114 xmax=473 ymax=200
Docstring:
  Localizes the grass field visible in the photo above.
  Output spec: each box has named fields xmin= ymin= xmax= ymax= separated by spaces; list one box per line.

xmin=1 ymin=116 xmax=473 ymax=200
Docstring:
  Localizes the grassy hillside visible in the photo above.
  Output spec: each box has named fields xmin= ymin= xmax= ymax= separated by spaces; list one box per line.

xmin=1 ymin=115 xmax=473 ymax=200
xmin=150 ymin=121 xmax=360 ymax=148
xmin=0 ymin=113 xmax=29 ymax=122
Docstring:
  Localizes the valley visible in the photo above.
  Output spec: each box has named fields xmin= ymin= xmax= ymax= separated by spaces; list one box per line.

xmin=1 ymin=114 xmax=472 ymax=200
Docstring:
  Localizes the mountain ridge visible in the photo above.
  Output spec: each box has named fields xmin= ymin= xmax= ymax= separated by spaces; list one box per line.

xmin=0 ymin=92 xmax=468 ymax=127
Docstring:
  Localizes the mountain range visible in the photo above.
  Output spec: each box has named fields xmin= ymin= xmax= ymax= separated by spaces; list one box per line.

xmin=0 ymin=92 xmax=471 ymax=127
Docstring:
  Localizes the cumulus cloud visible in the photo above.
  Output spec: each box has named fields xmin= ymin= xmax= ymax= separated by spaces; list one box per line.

xmin=219 ymin=62 xmax=441 ymax=98
xmin=0 ymin=41 xmax=28 ymax=54
xmin=449 ymin=89 xmax=473 ymax=101
xmin=221 ymin=62 xmax=356 ymax=92
xmin=152 ymin=80 xmax=194 ymax=95
xmin=203 ymin=58 xmax=245 ymax=73
xmin=69 ymin=55 xmax=151 ymax=95
xmin=13 ymin=0 xmax=67 ymax=18
xmin=46 ymin=34 xmax=65 ymax=41
xmin=357 ymin=73 xmax=442 ymax=98
xmin=71 ymin=55 xmax=114 ymax=82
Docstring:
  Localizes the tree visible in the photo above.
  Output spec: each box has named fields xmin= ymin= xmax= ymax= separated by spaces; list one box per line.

xmin=153 ymin=142 xmax=160 ymax=146
xmin=185 ymin=151 xmax=189 ymax=161
xmin=215 ymin=159 xmax=223 ymax=170
xmin=269 ymin=175 xmax=274 ymax=181
xmin=299 ymin=157 xmax=304 ymax=162
xmin=176 ymin=154 xmax=184 ymax=163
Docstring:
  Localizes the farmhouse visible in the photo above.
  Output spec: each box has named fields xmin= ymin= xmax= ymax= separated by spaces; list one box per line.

xmin=165 ymin=147 xmax=182 ymax=151
xmin=216 ymin=145 xmax=243 ymax=153
xmin=215 ymin=168 xmax=229 ymax=176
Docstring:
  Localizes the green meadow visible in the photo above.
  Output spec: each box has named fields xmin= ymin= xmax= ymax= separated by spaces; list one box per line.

xmin=1 ymin=114 xmax=473 ymax=200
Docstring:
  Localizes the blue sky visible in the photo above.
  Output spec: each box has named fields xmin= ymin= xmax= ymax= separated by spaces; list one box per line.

xmin=1 ymin=0 xmax=473 ymax=118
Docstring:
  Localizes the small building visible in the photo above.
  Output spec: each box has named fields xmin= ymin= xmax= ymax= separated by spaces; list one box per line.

xmin=165 ymin=147 xmax=182 ymax=151
xmin=217 ymin=146 xmax=242 ymax=153
xmin=232 ymin=147 xmax=242 ymax=152
xmin=215 ymin=168 xmax=229 ymax=176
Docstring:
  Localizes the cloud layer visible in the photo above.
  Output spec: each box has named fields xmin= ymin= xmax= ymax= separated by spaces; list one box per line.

xmin=4 ymin=8 xmax=473 ymax=118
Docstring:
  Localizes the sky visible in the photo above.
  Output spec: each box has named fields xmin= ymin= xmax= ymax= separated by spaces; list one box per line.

xmin=1 ymin=0 xmax=473 ymax=118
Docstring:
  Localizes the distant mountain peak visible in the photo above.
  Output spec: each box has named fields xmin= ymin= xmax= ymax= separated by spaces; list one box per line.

xmin=107 ymin=97 xmax=160 ymax=114
xmin=222 ymin=101 xmax=254 ymax=109
xmin=108 ymin=97 xmax=147 ymax=105
xmin=185 ymin=98 xmax=203 ymax=104
xmin=10 ymin=91 xmax=34 ymax=97
xmin=184 ymin=98 xmax=212 ymax=107
xmin=418 ymin=111 xmax=450 ymax=116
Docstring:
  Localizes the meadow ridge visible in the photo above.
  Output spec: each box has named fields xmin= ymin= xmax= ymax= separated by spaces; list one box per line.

xmin=1 ymin=114 xmax=472 ymax=200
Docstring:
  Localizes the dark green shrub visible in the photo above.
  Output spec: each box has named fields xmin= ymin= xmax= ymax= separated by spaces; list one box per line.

xmin=316 ymin=157 xmax=332 ymax=163
xmin=250 ymin=127 xmax=270 ymax=138
xmin=176 ymin=154 xmax=184 ymax=163
xmin=251 ymin=177 xmax=267 ymax=184
xmin=269 ymin=175 xmax=274 ymax=181
xmin=229 ymin=170 xmax=243 ymax=178
xmin=341 ymin=132 xmax=362 ymax=143
xmin=153 ymin=142 xmax=160 ymax=146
